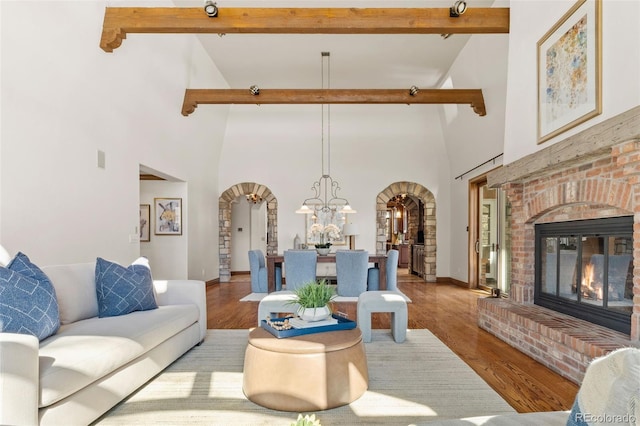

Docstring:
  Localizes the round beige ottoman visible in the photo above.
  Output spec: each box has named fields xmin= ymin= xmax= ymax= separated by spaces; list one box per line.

xmin=242 ymin=327 xmax=369 ymax=412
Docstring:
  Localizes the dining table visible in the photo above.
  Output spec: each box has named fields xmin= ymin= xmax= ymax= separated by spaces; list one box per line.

xmin=266 ymin=252 xmax=388 ymax=293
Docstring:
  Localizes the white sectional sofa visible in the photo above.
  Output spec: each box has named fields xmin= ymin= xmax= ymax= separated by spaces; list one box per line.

xmin=0 ymin=261 xmax=207 ymax=426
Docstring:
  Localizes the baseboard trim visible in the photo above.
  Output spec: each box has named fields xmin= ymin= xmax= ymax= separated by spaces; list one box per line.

xmin=436 ymin=276 xmax=470 ymax=288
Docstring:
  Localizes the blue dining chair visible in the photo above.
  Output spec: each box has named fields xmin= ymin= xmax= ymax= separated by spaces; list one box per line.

xmin=248 ymin=249 xmax=282 ymax=292
xmin=284 ymin=250 xmax=317 ymax=291
xmin=367 ymin=249 xmax=399 ymax=291
xmin=336 ymin=250 xmax=369 ymax=297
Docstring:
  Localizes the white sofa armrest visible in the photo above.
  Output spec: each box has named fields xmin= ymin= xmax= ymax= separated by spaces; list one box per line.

xmin=0 ymin=333 xmax=39 ymax=426
xmin=153 ymin=280 xmax=207 ymax=342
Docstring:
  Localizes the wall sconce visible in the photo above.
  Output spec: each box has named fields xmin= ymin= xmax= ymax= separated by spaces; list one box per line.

xmin=409 ymin=86 xmax=419 ymax=96
xmin=249 ymin=85 xmax=260 ymax=95
xmin=204 ymin=1 xmax=218 ymax=17
xmin=450 ymin=0 xmax=467 ymax=17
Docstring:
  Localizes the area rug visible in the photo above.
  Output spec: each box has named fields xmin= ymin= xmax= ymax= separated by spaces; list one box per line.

xmin=95 ymin=329 xmax=514 ymax=425
xmin=239 ymin=292 xmax=267 ymax=302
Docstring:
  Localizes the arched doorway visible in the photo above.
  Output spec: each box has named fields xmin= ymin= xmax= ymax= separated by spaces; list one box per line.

xmin=375 ymin=182 xmax=436 ymax=282
xmin=218 ymin=182 xmax=278 ymax=283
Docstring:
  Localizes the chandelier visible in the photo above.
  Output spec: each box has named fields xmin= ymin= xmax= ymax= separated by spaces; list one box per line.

xmin=295 ymin=52 xmax=356 ymax=216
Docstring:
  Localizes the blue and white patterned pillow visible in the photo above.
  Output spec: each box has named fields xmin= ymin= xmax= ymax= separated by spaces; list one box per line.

xmin=95 ymin=257 xmax=158 ymax=318
xmin=0 ymin=252 xmax=60 ymax=341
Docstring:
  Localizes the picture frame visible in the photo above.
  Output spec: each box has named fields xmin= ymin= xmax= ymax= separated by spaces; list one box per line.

xmin=154 ymin=198 xmax=182 ymax=235
xmin=537 ymin=0 xmax=601 ymax=144
xmin=139 ymin=204 xmax=151 ymax=242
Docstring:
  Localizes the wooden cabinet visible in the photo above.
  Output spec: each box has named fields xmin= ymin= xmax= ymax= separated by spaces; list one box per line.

xmin=398 ymin=244 xmax=409 ymax=268
xmin=387 ymin=244 xmax=409 ymax=268
xmin=411 ymin=244 xmax=424 ymax=277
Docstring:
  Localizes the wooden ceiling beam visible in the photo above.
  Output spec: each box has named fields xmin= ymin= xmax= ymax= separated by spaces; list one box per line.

xmin=100 ymin=7 xmax=510 ymax=52
xmin=181 ymin=88 xmax=486 ymax=117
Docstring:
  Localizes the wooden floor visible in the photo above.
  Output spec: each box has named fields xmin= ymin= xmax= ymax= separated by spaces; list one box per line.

xmin=206 ymin=271 xmax=579 ymax=413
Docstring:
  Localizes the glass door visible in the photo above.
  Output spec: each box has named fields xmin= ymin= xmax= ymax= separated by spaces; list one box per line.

xmin=479 ymin=183 xmax=498 ymax=289
xmin=469 ymin=176 xmax=510 ymax=295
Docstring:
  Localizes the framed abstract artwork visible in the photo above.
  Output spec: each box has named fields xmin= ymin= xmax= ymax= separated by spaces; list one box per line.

xmin=537 ymin=0 xmax=601 ymax=144
xmin=139 ymin=204 xmax=150 ymax=242
xmin=154 ymin=198 xmax=182 ymax=235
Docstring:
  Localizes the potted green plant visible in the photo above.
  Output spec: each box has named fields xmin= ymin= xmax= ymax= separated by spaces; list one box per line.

xmin=288 ymin=279 xmax=336 ymax=322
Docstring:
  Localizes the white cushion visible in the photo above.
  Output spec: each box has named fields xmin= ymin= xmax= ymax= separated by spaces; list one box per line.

xmin=0 ymin=244 xmax=12 ymax=267
xmin=42 ymin=263 xmax=98 ymax=324
xmin=38 ymin=304 xmax=199 ymax=407
xmin=569 ymin=347 xmax=640 ymax=425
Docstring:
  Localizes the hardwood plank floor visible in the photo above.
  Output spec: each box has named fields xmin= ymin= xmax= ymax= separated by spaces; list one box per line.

xmin=206 ymin=271 xmax=579 ymax=413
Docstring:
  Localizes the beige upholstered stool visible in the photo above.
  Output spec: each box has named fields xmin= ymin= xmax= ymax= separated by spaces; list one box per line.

xmin=357 ymin=291 xmax=408 ymax=343
xmin=242 ymin=327 xmax=368 ymax=412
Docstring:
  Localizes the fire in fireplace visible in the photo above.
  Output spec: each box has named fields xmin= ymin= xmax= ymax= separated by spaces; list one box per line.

xmin=535 ymin=216 xmax=633 ymax=334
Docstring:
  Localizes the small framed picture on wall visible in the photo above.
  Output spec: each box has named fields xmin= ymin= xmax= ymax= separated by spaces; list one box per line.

xmin=139 ymin=204 xmax=151 ymax=242
xmin=154 ymin=198 xmax=182 ymax=235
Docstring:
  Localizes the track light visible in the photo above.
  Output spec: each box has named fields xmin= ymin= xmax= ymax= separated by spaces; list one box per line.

xmin=409 ymin=86 xmax=419 ymax=96
xmin=441 ymin=34 xmax=452 ymax=40
xmin=249 ymin=85 xmax=260 ymax=95
xmin=204 ymin=1 xmax=218 ymax=17
xmin=450 ymin=0 xmax=467 ymax=17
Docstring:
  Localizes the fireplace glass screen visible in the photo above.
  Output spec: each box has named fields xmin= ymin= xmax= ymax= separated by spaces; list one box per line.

xmin=535 ymin=217 xmax=633 ymax=334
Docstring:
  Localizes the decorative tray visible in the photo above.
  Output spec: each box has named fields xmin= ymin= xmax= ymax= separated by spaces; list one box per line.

xmin=261 ymin=314 xmax=356 ymax=338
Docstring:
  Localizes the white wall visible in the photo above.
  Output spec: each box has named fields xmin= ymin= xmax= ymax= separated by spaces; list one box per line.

xmin=504 ymin=0 xmax=640 ymax=163
xmin=230 ymin=198 xmax=267 ymax=272
xmin=437 ymin=13 xmax=510 ymax=282
xmin=1 ymin=1 xmax=225 ymax=279
xmin=140 ymin=181 xmax=188 ymax=280
xmin=218 ymin=102 xmax=453 ymax=276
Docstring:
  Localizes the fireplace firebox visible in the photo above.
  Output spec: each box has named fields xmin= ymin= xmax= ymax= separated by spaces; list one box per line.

xmin=535 ymin=216 xmax=633 ymax=334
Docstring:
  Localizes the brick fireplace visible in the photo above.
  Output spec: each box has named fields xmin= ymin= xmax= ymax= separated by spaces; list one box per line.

xmin=479 ymin=106 xmax=640 ymax=383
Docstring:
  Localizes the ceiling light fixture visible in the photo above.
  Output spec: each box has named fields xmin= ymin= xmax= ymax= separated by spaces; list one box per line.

xmin=249 ymin=85 xmax=260 ymax=95
xmin=204 ymin=1 xmax=218 ymax=17
xmin=409 ymin=86 xmax=419 ymax=96
xmin=296 ymin=52 xmax=356 ymax=216
xmin=246 ymin=193 xmax=263 ymax=204
xmin=449 ymin=0 xmax=467 ymax=17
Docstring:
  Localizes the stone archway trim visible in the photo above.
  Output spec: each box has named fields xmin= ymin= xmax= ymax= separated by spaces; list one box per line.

xmin=376 ymin=181 xmax=436 ymax=282
xmin=218 ymin=182 xmax=278 ymax=283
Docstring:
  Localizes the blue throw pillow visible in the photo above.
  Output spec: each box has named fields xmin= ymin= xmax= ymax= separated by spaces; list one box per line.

xmin=0 ymin=252 xmax=60 ymax=341
xmin=95 ymin=257 xmax=158 ymax=318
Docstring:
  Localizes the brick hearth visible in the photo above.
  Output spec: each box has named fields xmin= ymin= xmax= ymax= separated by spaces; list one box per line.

xmin=482 ymin=106 xmax=640 ymax=383
xmin=478 ymin=298 xmax=633 ymax=383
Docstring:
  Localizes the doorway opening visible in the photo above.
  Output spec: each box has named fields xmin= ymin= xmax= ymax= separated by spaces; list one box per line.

xmin=375 ymin=182 xmax=436 ymax=282
xmin=218 ymin=183 xmax=278 ymax=283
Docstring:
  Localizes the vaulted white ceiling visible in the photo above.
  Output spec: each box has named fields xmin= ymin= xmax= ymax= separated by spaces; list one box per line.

xmin=172 ymin=0 xmax=499 ymax=90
